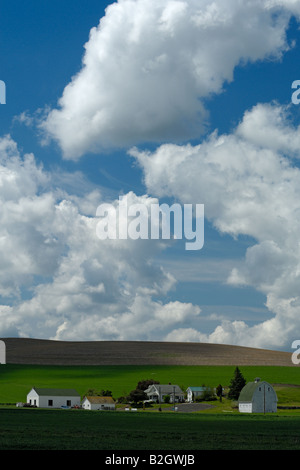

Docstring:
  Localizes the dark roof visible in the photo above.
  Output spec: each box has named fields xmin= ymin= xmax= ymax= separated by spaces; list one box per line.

xmin=31 ymin=387 xmax=80 ymax=397
xmin=145 ymin=384 xmax=183 ymax=394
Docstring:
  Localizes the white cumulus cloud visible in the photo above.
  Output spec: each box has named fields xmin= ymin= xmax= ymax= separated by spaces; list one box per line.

xmin=0 ymin=136 xmax=200 ymax=340
xmin=131 ymin=102 xmax=300 ymax=350
xmin=40 ymin=0 xmax=297 ymax=159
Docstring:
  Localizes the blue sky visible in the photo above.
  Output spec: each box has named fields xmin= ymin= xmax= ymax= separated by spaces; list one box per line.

xmin=1 ymin=0 xmax=300 ymax=351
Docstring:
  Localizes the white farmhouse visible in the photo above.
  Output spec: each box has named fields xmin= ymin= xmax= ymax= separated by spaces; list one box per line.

xmin=144 ymin=384 xmax=184 ymax=403
xmin=238 ymin=378 xmax=277 ymax=413
xmin=27 ymin=387 xmax=81 ymax=409
xmin=81 ymin=396 xmax=116 ymax=411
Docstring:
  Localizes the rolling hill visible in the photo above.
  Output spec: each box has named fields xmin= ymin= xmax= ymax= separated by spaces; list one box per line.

xmin=0 ymin=337 xmax=294 ymax=366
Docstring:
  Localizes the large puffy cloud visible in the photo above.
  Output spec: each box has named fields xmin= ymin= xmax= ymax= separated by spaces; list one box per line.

xmin=131 ymin=102 xmax=300 ymax=350
xmin=40 ymin=0 xmax=297 ymax=159
xmin=0 ymin=136 xmax=200 ymax=340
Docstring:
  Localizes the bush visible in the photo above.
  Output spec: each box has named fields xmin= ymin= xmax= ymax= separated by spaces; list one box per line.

xmin=116 ymin=396 xmax=127 ymax=404
xmin=127 ymin=389 xmax=147 ymax=404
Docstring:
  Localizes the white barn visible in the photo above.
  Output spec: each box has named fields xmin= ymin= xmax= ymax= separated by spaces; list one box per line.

xmin=238 ymin=378 xmax=277 ymax=413
xmin=27 ymin=387 xmax=81 ymax=409
xmin=82 ymin=396 xmax=115 ymax=410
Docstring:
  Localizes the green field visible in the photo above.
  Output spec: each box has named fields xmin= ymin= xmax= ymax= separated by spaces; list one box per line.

xmin=1 ymin=408 xmax=300 ymax=450
xmin=0 ymin=363 xmax=300 ymax=403
xmin=1 ymin=363 xmax=300 ymax=450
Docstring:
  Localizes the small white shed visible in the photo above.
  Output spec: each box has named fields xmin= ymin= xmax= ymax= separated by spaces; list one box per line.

xmin=27 ymin=387 xmax=81 ymax=409
xmin=238 ymin=378 xmax=277 ymax=413
xmin=81 ymin=396 xmax=115 ymax=410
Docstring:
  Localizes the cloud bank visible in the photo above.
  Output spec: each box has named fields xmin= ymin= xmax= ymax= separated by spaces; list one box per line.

xmin=0 ymin=136 xmax=200 ymax=340
xmin=6 ymin=0 xmax=300 ymax=350
xmin=131 ymin=102 xmax=300 ymax=349
xmin=41 ymin=0 xmax=296 ymax=159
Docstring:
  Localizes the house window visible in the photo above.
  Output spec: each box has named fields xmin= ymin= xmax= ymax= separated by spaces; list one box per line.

xmin=259 ymin=387 xmax=261 ymax=391
xmin=48 ymin=399 xmax=53 ymax=406
xmin=66 ymin=400 xmax=71 ymax=407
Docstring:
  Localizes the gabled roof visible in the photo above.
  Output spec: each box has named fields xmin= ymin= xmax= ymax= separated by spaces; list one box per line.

xmin=238 ymin=381 xmax=274 ymax=402
xmin=145 ymin=384 xmax=183 ymax=394
xmin=30 ymin=387 xmax=80 ymax=397
xmin=84 ymin=396 xmax=115 ymax=404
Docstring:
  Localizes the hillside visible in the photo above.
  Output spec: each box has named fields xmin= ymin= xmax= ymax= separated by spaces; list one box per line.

xmin=0 ymin=337 xmax=293 ymax=366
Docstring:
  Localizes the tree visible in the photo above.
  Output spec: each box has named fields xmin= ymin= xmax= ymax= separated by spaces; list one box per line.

xmin=127 ymin=379 xmax=160 ymax=405
xmin=216 ymin=384 xmax=223 ymax=402
xmin=163 ymin=394 xmax=170 ymax=403
xmin=136 ymin=379 xmax=160 ymax=391
xmin=228 ymin=367 xmax=246 ymax=400
xmin=127 ymin=388 xmax=147 ymax=404
xmin=84 ymin=388 xmax=113 ymax=397
xmin=100 ymin=389 xmax=113 ymax=397
xmin=195 ymin=384 xmax=214 ymax=402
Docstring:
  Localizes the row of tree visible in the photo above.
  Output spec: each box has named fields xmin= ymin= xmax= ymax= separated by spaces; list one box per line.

xmin=126 ymin=367 xmax=246 ymax=404
xmin=84 ymin=367 xmax=246 ymax=404
xmin=215 ymin=367 xmax=247 ymax=402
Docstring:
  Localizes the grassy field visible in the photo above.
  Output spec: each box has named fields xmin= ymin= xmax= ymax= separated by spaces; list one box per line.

xmin=0 ymin=363 xmax=300 ymax=403
xmin=1 ymin=408 xmax=300 ymax=450
xmin=0 ymin=363 xmax=300 ymax=450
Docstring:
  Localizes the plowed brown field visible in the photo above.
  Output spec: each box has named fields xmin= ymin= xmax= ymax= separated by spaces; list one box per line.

xmin=0 ymin=337 xmax=293 ymax=366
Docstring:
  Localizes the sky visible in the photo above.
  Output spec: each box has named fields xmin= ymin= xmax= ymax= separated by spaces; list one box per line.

xmin=1 ymin=0 xmax=300 ymax=351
